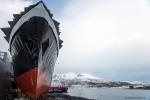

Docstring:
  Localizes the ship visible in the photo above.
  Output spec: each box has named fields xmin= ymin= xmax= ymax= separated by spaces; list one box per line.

xmin=1 ymin=1 xmax=63 ymax=99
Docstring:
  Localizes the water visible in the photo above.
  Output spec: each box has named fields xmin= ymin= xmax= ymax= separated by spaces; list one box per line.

xmin=68 ymin=86 xmax=150 ymax=100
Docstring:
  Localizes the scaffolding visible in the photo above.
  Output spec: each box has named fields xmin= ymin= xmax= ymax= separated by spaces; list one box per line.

xmin=0 ymin=51 xmax=13 ymax=75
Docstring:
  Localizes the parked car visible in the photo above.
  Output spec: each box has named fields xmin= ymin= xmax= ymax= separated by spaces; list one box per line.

xmin=49 ymin=80 xmax=68 ymax=92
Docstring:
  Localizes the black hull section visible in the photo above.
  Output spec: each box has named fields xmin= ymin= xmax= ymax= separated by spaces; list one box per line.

xmin=10 ymin=17 xmax=58 ymax=77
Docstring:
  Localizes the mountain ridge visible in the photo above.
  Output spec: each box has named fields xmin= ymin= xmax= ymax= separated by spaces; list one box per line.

xmin=53 ymin=73 xmax=149 ymax=88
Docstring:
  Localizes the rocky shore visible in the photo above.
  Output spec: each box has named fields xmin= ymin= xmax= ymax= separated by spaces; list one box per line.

xmin=48 ymin=93 xmax=92 ymax=100
xmin=12 ymin=93 xmax=92 ymax=100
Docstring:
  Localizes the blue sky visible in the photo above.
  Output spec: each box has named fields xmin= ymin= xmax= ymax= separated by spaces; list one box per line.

xmin=1 ymin=0 xmax=150 ymax=81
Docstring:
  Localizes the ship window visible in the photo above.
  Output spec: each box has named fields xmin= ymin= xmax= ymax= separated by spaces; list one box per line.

xmin=42 ymin=39 xmax=49 ymax=55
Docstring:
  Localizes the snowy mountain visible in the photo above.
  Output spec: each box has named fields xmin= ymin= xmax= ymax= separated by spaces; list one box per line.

xmin=52 ymin=73 xmax=134 ymax=88
xmin=53 ymin=73 xmax=108 ymax=83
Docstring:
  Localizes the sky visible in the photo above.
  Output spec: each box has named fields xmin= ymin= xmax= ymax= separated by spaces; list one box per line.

xmin=1 ymin=0 xmax=150 ymax=81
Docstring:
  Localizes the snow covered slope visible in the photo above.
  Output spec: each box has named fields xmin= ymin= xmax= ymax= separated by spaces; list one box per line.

xmin=53 ymin=73 xmax=133 ymax=87
xmin=53 ymin=73 xmax=110 ymax=83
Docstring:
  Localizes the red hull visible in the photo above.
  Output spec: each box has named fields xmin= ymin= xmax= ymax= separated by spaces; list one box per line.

xmin=15 ymin=67 xmax=50 ymax=99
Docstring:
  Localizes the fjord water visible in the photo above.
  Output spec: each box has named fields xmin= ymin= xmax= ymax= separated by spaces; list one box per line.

xmin=68 ymin=86 xmax=150 ymax=100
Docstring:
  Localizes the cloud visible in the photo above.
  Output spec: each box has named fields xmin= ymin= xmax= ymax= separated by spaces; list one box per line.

xmin=0 ymin=0 xmax=32 ymax=52
xmin=55 ymin=0 xmax=150 ymax=80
